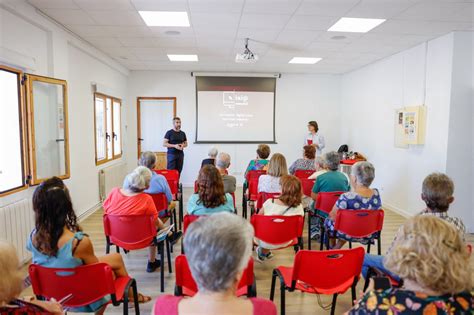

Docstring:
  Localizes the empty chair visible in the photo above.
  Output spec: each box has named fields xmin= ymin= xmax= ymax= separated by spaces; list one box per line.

xmin=155 ymin=169 xmax=184 ymax=229
xmin=242 ymin=169 xmax=267 ymax=218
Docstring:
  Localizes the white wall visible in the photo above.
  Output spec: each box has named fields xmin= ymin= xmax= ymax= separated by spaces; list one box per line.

xmin=445 ymin=31 xmax=473 ymax=232
xmin=341 ymin=32 xmax=473 ymax=232
xmin=0 ymin=1 xmax=128 ymax=218
xmin=126 ymin=72 xmax=342 ymax=185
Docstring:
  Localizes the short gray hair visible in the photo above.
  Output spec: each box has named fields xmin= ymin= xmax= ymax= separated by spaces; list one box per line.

xmin=315 ymin=156 xmax=326 ymax=169
xmin=351 ymin=161 xmax=375 ymax=187
xmin=208 ymin=147 xmax=218 ymax=158
xmin=216 ymin=152 xmax=231 ymax=169
xmin=184 ymin=212 xmax=254 ymax=293
xmin=324 ymin=151 xmax=341 ymax=171
xmin=123 ymin=166 xmax=152 ymax=192
xmin=138 ymin=151 xmax=156 ymax=169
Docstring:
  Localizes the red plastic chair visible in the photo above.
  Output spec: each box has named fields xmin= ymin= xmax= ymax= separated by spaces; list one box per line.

xmin=242 ymin=170 xmax=266 ymax=219
xmin=155 ymin=169 xmax=183 ymax=230
xmin=251 ymin=214 xmax=304 ymax=253
xmin=29 ymin=263 xmax=139 ymax=315
xmin=174 ymin=255 xmax=256 ymax=297
xmin=229 ymin=192 xmax=237 ymax=213
xmin=329 ymin=209 xmax=385 ymax=254
xmin=308 ymin=191 xmax=345 ymax=250
xmin=103 ymin=214 xmax=171 ymax=292
xmin=193 ymin=180 xmax=198 ymax=193
xmin=255 ymin=192 xmax=280 ymax=212
xmin=183 ymin=214 xmax=200 ymax=234
xmin=147 ymin=193 xmax=177 ymax=232
xmin=294 ymin=169 xmax=314 ymax=179
xmin=270 ymin=248 xmax=364 ymax=315
xmin=299 ymin=178 xmax=315 ymax=198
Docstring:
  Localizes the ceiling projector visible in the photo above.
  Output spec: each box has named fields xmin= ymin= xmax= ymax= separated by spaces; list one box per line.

xmin=235 ymin=38 xmax=259 ymax=64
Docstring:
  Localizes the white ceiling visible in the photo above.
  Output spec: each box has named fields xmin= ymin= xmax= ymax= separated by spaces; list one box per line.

xmin=27 ymin=0 xmax=473 ymax=74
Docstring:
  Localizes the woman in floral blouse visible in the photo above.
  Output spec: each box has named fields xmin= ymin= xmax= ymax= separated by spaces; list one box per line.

xmin=288 ymin=145 xmax=316 ymax=175
xmin=348 ymin=215 xmax=472 ymax=315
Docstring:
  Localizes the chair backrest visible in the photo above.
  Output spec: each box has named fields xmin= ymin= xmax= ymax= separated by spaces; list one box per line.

xmin=175 ymin=255 xmax=254 ymax=296
xmin=230 ymin=192 xmax=236 ymax=209
xmin=300 ymin=178 xmax=315 ymax=198
xmin=256 ymin=192 xmax=280 ymax=210
xmin=193 ymin=180 xmax=198 ymax=193
xmin=290 ymin=248 xmax=364 ymax=291
xmin=334 ymin=210 xmax=385 ymax=238
xmin=251 ymin=214 xmax=303 ymax=245
xmin=245 ymin=169 xmax=266 ymax=182
xmin=29 ymin=263 xmax=116 ymax=308
xmin=314 ymin=191 xmax=345 ymax=215
xmin=294 ymin=169 xmax=314 ymax=179
xmin=183 ymin=214 xmax=201 ymax=233
xmin=147 ymin=193 xmax=168 ymax=212
xmin=155 ymin=169 xmax=180 ymax=195
xmin=103 ymin=214 xmax=156 ymax=250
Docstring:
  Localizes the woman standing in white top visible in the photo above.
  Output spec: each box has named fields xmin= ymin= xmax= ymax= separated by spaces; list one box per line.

xmin=256 ymin=175 xmax=304 ymax=262
xmin=305 ymin=121 xmax=325 ymax=156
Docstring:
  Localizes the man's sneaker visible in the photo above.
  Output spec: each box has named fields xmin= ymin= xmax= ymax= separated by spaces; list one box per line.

xmin=146 ymin=260 xmax=161 ymax=273
xmin=256 ymin=247 xmax=266 ymax=263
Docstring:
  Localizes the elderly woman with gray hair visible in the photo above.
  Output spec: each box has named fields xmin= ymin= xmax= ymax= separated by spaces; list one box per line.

xmin=153 ymin=212 xmax=276 ymax=315
xmin=324 ymin=161 xmax=381 ymax=249
xmin=201 ymin=146 xmax=218 ymax=167
xmin=104 ymin=166 xmax=182 ymax=273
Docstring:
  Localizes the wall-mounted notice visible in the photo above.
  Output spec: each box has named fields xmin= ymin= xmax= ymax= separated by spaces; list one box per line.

xmin=394 ymin=105 xmax=427 ymax=147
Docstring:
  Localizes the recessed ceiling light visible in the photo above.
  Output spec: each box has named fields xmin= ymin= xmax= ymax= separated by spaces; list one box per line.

xmin=139 ymin=11 xmax=190 ymax=27
xmin=331 ymin=35 xmax=347 ymax=40
xmin=328 ymin=17 xmax=385 ymax=33
xmin=167 ymin=54 xmax=198 ymax=62
xmin=165 ymin=30 xmax=181 ymax=36
xmin=288 ymin=57 xmax=322 ymax=64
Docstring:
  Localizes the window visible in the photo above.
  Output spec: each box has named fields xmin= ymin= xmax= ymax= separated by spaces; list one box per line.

xmin=25 ymin=75 xmax=70 ymax=185
xmin=0 ymin=66 xmax=26 ymax=195
xmin=94 ymin=93 xmax=122 ymax=165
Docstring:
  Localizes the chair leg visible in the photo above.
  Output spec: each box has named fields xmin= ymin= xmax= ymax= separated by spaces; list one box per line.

xmin=280 ymin=281 xmax=286 ymax=315
xmin=320 ymin=219 xmax=326 ymax=250
xmin=330 ymin=294 xmax=338 ymax=315
xmin=351 ymin=284 xmax=357 ymax=306
xmin=123 ymin=293 xmax=128 ymax=315
xmin=307 ymin=214 xmax=312 ymax=250
xmin=131 ymin=279 xmax=140 ymax=315
xmin=367 ymin=242 xmax=371 ymax=254
xmin=270 ymin=271 xmax=277 ymax=301
xmin=377 ymin=234 xmax=382 ymax=255
xmin=159 ymin=242 xmax=165 ymax=292
xmin=166 ymin=239 xmax=172 ymax=273
xmin=178 ymin=195 xmax=183 ymax=231
xmin=349 ymin=241 xmax=352 ymax=249
xmin=106 ymin=237 xmax=111 ymax=254
xmin=116 ymin=245 xmax=120 ymax=253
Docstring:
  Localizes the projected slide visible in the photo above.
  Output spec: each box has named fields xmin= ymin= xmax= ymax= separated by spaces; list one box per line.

xmin=196 ymin=76 xmax=276 ymax=143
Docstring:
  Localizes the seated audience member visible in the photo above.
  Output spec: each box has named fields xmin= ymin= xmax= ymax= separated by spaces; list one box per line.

xmin=258 ymin=153 xmax=288 ymax=193
xmin=288 ymin=145 xmax=316 ymax=175
xmin=27 ymin=177 xmax=152 ymax=313
xmin=244 ymin=144 xmax=271 ymax=181
xmin=187 ymin=165 xmax=234 ymax=215
xmin=0 ymin=240 xmax=63 ymax=314
xmin=311 ymin=151 xmax=350 ymax=202
xmin=216 ymin=152 xmax=236 ymax=194
xmin=201 ymin=147 xmax=218 ymax=167
xmin=325 ymin=161 xmax=381 ymax=249
xmin=348 ymin=215 xmax=472 ymax=315
xmin=153 ymin=212 xmax=277 ymax=315
xmin=308 ymin=156 xmax=328 ymax=180
xmin=256 ymin=175 xmax=304 ymax=262
xmin=104 ymin=167 xmax=181 ymax=273
xmin=137 ymin=151 xmax=175 ymax=216
xmin=362 ymin=173 xmax=466 ymax=281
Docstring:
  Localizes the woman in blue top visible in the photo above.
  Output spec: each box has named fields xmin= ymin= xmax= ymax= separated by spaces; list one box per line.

xmin=324 ymin=161 xmax=382 ymax=249
xmin=27 ymin=177 xmax=151 ymax=313
xmin=187 ymin=165 xmax=235 ymax=215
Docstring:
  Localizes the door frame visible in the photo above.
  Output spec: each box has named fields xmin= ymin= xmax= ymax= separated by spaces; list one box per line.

xmin=137 ymin=97 xmax=177 ymax=159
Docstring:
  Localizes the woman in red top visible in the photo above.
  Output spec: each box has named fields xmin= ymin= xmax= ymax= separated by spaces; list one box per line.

xmin=103 ymin=166 xmax=181 ymax=273
xmin=153 ymin=212 xmax=276 ymax=315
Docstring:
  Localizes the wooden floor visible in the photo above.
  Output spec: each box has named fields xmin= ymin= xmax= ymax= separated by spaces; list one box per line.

xmin=22 ymin=187 xmax=474 ymax=315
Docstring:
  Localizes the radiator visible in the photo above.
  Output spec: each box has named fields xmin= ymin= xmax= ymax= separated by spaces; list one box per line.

xmin=0 ymin=199 xmax=35 ymax=264
xmin=99 ymin=162 xmax=128 ymax=201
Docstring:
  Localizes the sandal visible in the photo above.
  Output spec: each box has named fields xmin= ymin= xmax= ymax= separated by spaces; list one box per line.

xmin=129 ymin=292 xmax=152 ymax=306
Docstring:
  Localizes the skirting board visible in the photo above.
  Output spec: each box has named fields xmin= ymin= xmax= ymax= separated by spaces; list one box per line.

xmin=382 ymin=202 xmax=413 ymax=218
xmin=78 ymin=202 xmax=102 ymax=222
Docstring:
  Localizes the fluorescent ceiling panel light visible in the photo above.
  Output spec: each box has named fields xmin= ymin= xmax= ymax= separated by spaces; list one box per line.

xmin=288 ymin=57 xmax=322 ymax=64
xmin=167 ymin=54 xmax=198 ymax=62
xmin=328 ymin=17 xmax=386 ymax=33
xmin=139 ymin=11 xmax=190 ymax=27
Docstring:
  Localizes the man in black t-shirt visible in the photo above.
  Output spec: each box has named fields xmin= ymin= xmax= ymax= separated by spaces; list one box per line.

xmin=163 ymin=117 xmax=187 ymax=174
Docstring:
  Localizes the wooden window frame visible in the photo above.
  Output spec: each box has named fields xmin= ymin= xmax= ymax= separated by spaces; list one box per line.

xmin=136 ymin=97 xmax=177 ymax=159
xmin=94 ymin=92 xmax=122 ymax=165
xmin=0 ymin=65 xmax=28 ymax=196
xmin=25 ymin=74 xmax=70 ymax=185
